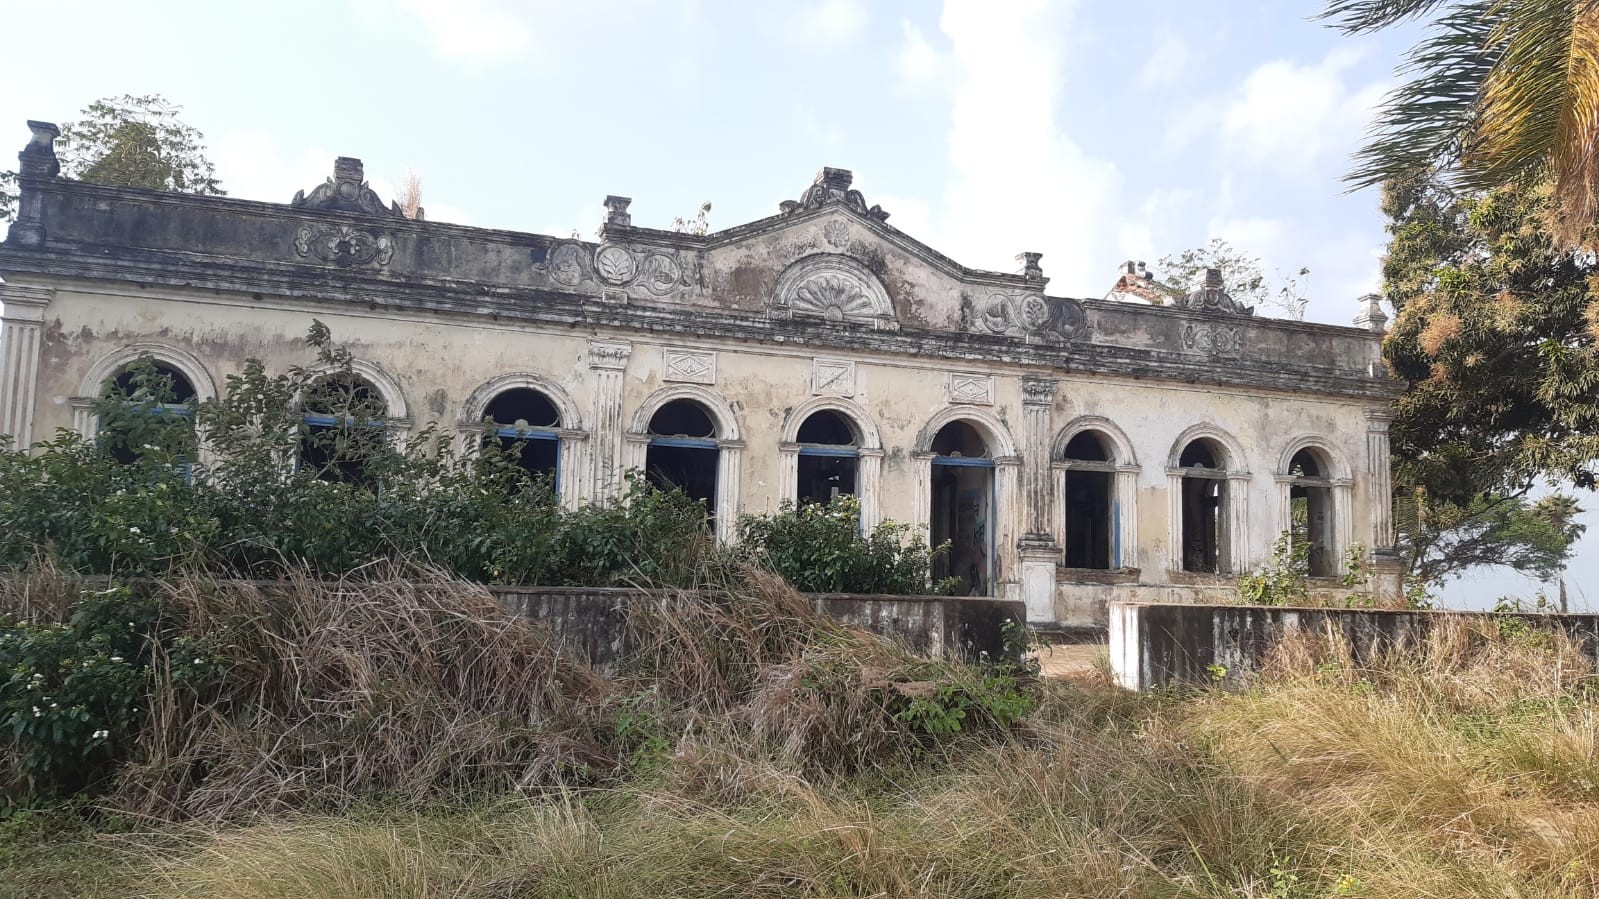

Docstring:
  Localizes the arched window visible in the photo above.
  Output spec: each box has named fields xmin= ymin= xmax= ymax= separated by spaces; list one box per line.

xmin=1062 ymin=431 xmax=1115 ymax=569
xmin=930 ymin=420 xmax=995 ymax=596
xmin=645 ymin=399 xmax=720 ymax=519
xmin=299 ymin=372 xmax=388 ymax=485
xmin=98 ymin=359 xmax=199 ymax=466
xmin=795 ymin=409 xmax=860 ymax=506
xmin=1178 ymin=437 xmax=1230 ymax=573
xmin=483 ymin=387 xmax=562 ymax=489
xmin=1288 ymin=447 xmax=1335 ymax=577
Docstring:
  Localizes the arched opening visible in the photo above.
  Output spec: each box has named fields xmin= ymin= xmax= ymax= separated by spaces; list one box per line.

xmin=930 ymin=420 xmax=995 ymax=595
xmin=1178 ymin=438 xmax=1229 ymax=573
xmin=300 ymin=372 xmax=388 ymax=485
xmin=646 ymin=399 xmax=720 ymax=520
xmin=99 ymin=360 xmax=198 ymax=466
xmin=795 ymin=409 xmax=859 ymax=506
xmin=1289 ymin=447 xmax=1335 ymax=577
xmin=1062 ymin=431 xmax=1115 ymax=569
xmin=483 ymin=387 xmax=561 ymax=489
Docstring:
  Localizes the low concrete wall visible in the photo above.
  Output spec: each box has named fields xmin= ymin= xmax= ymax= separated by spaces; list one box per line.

xmin=1109 ymin=601 xmax=1599 ymax=690
xmin=492 ymin=587 xmax=1025 ymax=670
xmin=1056 ymin=578 xmax=1351 ymax=629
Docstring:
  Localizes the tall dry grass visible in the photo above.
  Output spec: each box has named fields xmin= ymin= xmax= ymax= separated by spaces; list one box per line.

xmin=130 ymin=614 xmax=1599 ymax=899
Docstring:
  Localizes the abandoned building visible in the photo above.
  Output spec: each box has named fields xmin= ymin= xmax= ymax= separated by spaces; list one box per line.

xmin=0 ymin=120 xmax=1404 ymax=626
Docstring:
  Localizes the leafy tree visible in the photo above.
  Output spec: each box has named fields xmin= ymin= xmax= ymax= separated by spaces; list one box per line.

xmin=1381 ymin=164 xmax=1596 ymax=583
xmin=1396 ymin=487 xmax=1585 ymax=582
xmin=1321 ymin=0 xmax=1599 ymax=243
xmin=1159 ymin=238 xmax=1311 ymax=319
xmin=1 ymin=94 xmax=222 ymax=225
xmin=1383 ymin=168 xmax=1599 ymax=493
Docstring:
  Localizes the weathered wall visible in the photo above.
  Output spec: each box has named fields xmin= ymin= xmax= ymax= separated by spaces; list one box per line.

xmin=491 ymin=586 xmax=1025 ymax=670
xmin=1109 ymin=601 xmax=1599 ymax=690
xmin=0 ymin=136 xmax=1404 ymax=627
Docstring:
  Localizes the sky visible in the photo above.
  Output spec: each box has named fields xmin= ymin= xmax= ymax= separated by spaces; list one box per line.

xmin=0 ymin=0 xmax=1588 ymax=608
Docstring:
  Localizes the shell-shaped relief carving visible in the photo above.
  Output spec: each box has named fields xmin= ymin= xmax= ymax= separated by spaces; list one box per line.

xmin=771 ymin=254 xmax=897 ymax=329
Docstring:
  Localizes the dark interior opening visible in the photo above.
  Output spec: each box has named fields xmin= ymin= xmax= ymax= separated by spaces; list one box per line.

xmin=485 ymin=388 xmax=561 ymax=485
xmin=930 ymin=420 xmax=988 ymax=458
xmin=649 ymin=400 xmax=717 ymax=439
xmin=797 ymin=410 xmax=856 ymax=446
xmin=111 ymin=364 xmax=197 ymax=404
xmin=1290 ymin=448 xmax=1334 ymax=577
xmin=646 ymin=399 xmax=719 ymax=523
xmin=796 ymin=410 xmax=859 ymax=507
xmin=1065 ymin=470 xmax=1113 ymax=569
xmin=1179 ymin=438 xmax=1225 ymax=573
xmin=931 ymin=421 xmax=994 ymax=596
xmin=485 ymin=388 xmax=560 ymax=430
xmin=1063 ymin=431 xmax=1110 ymax=463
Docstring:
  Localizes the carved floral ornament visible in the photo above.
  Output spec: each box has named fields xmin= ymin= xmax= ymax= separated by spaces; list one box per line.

xmin=1182 ymin=321 xmax=1244 ymax=357
xmin=293 ymin=225 xmax=395 ymax=268
xmin=963 ymin=292 xmax=1087 ymax=343
xmin=543 ymin=241 xmax=694 ymax=297
xmin=771 ymin=255 xmax=897 ymax=329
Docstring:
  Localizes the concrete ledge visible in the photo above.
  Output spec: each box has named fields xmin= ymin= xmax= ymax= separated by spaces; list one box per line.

xmin=492 ymin=587 xmax=1026 ymax=670
xmin=1108 ymin=601 xmax=1599 ymax=690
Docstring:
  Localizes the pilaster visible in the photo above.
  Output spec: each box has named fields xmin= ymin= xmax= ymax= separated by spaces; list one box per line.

xmin=585 ymin=339 xmax=632 ymax=502
xmin=0 ymin=285 xmax=53 ymax=449
xmin=1018 ymin=376 xmax=1057 ymax=542
xmin=1364 ymin=408 xmax=1395 ymax=550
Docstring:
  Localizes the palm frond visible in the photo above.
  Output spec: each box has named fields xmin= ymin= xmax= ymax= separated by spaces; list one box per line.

xmin=1320 ymin=0 xmax=1456 ymax=33
xmin=1347 ymin=1 xmax=1499 ymax=189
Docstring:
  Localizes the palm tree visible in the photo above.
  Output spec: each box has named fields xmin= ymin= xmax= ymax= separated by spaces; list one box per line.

xmin=1323 ymin=0 xmax=1599 ymax=243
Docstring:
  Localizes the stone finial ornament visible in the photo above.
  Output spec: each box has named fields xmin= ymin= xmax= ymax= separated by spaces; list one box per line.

xmin=1175 ymin=267 xmax=1253 ymax=316
xmin=291 ymin=156 xmax=405 ymax=218
xmin=1354 ymin=293 xmax=1388 ymax=333
xmin=778 ymin=167 xmax=890 ymax=222
xmin=18 ymin=121 xmax=60 ymax=178
xmin=1017 ymin=252 xmax=1044 ymax=281
xmin=604 ymin=195 xmax=633 ymax=227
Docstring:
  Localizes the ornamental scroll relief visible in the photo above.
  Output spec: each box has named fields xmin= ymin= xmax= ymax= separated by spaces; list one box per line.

xmin=962 ymin=292 xmax=1087 ymax=344
xmin=542 ymin=240 xmax=697 ymax=298
xmin=1182 ymin=322 xmax=1244 ymax=357
xmin=293 ymin=225 xmax=395 ymax=268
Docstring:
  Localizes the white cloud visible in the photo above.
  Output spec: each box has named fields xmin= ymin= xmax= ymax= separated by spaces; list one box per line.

xmin=919 ymin=0 xmax=1122 ymax=291
xmin=395 ymin=0 xmax=533 ymax=62
xmin=1138 ymin=31 xmax=1192 ymax=88
xmin=1212 ymin=46 xmax=1386 ymax=175
xmin=1116 ymin=188 xmax=1194 ymax=266
xmin=787 ymin=0 xmax=868 ymax=49
xmin=897 ymin=19 xmax=948 ymax=88
xmin=212 ymin=130 xmax=336 ymax=204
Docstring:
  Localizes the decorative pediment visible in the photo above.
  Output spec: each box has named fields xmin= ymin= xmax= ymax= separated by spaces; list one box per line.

xmin=771 ymin=254 xmax=896 ymax=329
xmin=1174 ymin=268 xmax=1253 ymax=316
xmin=291 ymin=157 xmax=406 ymax=218
xmin=779 ymin=167 xmax=889 ymax=222
xmin=542 ymin=240 xmax=695 ymax=298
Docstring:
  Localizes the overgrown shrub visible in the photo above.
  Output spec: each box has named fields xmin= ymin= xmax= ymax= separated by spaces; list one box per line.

xmin=735 ymin=496 xmax=956 ymax=595
xmin=0 ymin=324 xmax=946 ymax=596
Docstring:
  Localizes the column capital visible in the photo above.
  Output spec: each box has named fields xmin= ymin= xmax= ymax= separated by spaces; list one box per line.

xmin=1363 ymin=407 xmax=1394 ymax=426
xmin=1020 ymin=376 xmax=1058 ymax=406
xmin=0 ymin=285 xmax=53 ymax=321
xmin=586 ymin=339 xmax=632 ymax=371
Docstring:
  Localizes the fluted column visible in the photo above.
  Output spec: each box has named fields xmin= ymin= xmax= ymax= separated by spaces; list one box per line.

xmin=1019 ymin=376 xmax=1057 ymax=542
xmin=586 ymin=340 xmax=632 ymax=502
xmin=857 ymin=448 xmax=883 ymax=531
xmin=1364 ymin=409 xmax=1395 ymax=549
xmin=0 ymin=285 xmax=53 ymax=450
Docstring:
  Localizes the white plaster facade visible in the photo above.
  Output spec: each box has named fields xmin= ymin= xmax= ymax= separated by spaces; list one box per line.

xmin=0 ymin=141 xmax=1403 ymax=626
